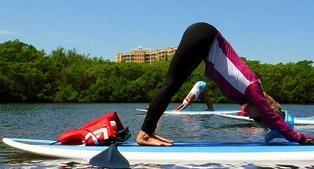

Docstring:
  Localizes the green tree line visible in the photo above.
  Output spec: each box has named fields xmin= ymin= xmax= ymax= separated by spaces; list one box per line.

xmin=0 ymin=40 xmax=313 ymax=103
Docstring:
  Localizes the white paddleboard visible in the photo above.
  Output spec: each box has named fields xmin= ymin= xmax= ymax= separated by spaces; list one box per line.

xmin=4 ymin=138 xmax=314 ymax=164
xmin=217 ymin=114 xmax=314 ymax=125
xmin=136 ymin=109 xmax=240 ymax=115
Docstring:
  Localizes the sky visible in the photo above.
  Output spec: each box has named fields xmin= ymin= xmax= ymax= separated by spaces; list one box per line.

xmin=0 ymin=0 xmax=313 ymax=63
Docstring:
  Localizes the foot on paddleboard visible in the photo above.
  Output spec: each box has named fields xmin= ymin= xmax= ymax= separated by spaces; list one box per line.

xmin=136 ymin=131 xmax=172 ymax=146
xmin=153 ymin=133 xmax=173 ymax=144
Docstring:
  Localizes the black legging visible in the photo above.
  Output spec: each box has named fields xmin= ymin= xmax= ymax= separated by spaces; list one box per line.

xmin=141 ymin=22 xmax=218 ymax=134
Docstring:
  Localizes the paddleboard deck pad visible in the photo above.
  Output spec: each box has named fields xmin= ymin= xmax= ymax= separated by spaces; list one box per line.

xmin=3 ymin=138 xmax=314 ymax=164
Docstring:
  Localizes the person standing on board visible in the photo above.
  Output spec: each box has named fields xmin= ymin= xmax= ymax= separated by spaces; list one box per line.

xmin=175 ymin=81 xmax=214 ymax=111
xmin=136 ymin=22 xmax=314 ymax=146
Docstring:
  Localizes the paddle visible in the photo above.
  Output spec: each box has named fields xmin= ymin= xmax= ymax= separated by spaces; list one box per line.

xmin=89 ymin=142 xmax=130 ymax=168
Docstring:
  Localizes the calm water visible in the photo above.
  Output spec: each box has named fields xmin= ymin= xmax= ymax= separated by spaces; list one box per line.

xmin=1 ymin=103 xmax=314 ymax=169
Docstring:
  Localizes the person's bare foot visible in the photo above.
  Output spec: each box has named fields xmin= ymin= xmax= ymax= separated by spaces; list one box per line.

xmin=136 ymin=130 xmax=172 ymax=146
xmin=153 ymin=133 xmax=173 ymax=143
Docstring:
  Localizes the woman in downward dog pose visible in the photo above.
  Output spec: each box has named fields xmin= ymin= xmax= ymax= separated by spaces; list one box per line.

xmin=136 ymin=22 xmax=314 ymax=146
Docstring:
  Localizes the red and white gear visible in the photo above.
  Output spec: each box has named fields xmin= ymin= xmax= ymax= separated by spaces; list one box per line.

xmin=57 ymin=112 xmax=130 ymax=146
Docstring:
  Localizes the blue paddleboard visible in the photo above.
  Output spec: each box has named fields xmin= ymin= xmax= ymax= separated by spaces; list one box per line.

xmin=3 ymin=138 xmax=314 ymax=164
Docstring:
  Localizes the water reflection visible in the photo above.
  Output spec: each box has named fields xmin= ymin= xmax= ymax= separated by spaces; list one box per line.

xmin=2 ymin=148 xmax=314 ymax=168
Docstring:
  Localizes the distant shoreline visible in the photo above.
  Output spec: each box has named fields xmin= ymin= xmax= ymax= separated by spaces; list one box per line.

xmin=1 ymin=40 xmax=313 ymax=103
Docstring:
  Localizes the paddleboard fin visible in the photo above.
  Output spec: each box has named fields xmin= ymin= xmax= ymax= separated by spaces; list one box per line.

xmin=89 ymin=143 xmax=130 ymax=168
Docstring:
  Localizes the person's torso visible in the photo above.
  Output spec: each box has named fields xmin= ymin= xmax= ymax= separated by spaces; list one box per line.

xmin=189 ymin=81 xmax=206 ymax=100
xmin=205 ymin=32 xmax=258 ymax=104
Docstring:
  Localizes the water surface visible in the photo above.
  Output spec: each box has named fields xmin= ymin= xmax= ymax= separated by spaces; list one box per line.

xmin=1 ymin=103 xmax=314 ymax=168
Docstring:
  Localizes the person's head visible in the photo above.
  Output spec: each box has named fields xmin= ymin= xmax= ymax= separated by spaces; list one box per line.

xmin=264 ymin=92 xmax=281 ymax=113
xmin=244 ymin=92 xmax=283 ymax=120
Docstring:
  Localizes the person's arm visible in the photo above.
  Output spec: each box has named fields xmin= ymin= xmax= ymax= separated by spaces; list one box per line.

xmin=175 ymin=93 xmax=196 ymax=111
xmin=175 ymin=99 xmax=189 ymax=111
xmin=246 ymin=82 xmax=314 ymax=144
xmin=200 ymin=88 xmax=214 ymax=111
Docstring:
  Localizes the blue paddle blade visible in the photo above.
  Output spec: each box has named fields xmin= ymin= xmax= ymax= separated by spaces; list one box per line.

xmin=89 ymin=143 xmax=130 ymax=168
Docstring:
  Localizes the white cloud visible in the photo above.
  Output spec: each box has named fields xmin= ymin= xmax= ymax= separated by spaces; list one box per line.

xmin=0 ymin=29 xmax=18 ymax=36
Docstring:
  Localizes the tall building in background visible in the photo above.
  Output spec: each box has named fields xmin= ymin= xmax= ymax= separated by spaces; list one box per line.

xmin=116 ymin=47 xmax=176 ymax=63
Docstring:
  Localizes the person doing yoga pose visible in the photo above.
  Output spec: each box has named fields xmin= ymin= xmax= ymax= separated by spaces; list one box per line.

xmin=136 ymin=22 xmax=314 ymax=146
